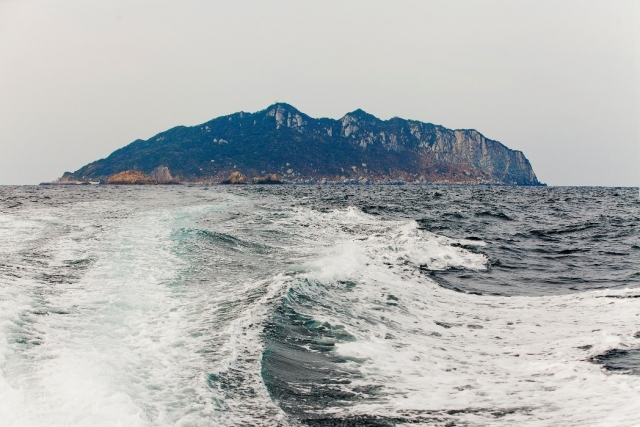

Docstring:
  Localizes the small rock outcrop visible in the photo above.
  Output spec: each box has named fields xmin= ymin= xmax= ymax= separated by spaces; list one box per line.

xmin=221 ymin=171 xmax=247 ymax=184
xmin=252 ymin=174 xmax=282 ymax=184
xmin=149 ymin=166 xmax=175 ymax=183
xmin=106 ymin=170 xmax=156 ymax=185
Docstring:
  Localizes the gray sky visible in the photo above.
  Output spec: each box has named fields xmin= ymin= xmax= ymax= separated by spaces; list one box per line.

xmin=0 ymin=0 xmax=638 ymax=186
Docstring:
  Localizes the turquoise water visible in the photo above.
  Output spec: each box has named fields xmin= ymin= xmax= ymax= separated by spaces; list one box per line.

xmin=0 ymin=185 xmax=638 ymax=426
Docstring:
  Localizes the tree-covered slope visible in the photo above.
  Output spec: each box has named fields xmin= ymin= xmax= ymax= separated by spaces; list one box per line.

xmin=61 ymin=103 xmax=542 ymax=185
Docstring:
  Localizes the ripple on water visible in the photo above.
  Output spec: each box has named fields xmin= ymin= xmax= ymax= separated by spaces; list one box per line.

xmin=592 ymin=349 xmax=640 ymax=375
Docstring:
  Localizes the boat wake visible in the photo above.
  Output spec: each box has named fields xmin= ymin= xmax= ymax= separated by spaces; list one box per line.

xmin=0 ymin=186 xmax=638 ymax=426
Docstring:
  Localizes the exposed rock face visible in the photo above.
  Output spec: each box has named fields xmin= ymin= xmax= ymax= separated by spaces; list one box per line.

xmin=252 ymin=174 xmax=282 ymax=184
xmin=221 ymin=171 xmax=247 ymax=184
xmin=106 ymin=170 xmax=156 ymax=185
xmin=149 ymin=166 xmax=174 ymax=183
xmin=62 ymin=103 xmax=543 ymax=185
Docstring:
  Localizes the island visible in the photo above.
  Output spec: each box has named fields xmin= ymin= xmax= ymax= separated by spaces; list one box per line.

xmin=53 ymin=103 xmax=543 ymax=185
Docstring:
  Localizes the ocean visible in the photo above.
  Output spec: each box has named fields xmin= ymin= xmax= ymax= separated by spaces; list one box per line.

xmin=0 ymin=185 xmax=638 ymax=426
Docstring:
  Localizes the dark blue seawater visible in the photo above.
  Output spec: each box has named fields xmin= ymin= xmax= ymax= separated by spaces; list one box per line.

xmin=0 ymin=185 xmax=638 ymax=426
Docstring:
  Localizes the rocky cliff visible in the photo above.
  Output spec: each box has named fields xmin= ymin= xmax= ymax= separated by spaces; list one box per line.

xmin=60 ymin=103 xmax=543 ymax=185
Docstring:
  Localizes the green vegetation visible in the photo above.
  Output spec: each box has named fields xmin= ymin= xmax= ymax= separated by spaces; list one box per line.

xmin=63 ymin=103 xmax=542 ymax=185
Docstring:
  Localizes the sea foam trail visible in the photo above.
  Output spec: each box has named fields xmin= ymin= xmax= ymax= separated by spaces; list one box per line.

xmin=1 ymin=203 xmax=190 ymax=426
xmin=0 ymin=205 xmax=106 ymax=425
xmin=264 ymin=206 xmax=640 ymax=426
xmin=0 ymin=195 xmax=288 ymax=426
xmin=2 ymin=188 xmax=638 ymax=426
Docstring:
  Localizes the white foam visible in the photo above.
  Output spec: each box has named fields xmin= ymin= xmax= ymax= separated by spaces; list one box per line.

xmin=272 ymin=206 xmax=488 ymax=273
xmin=0 ymin=214 xmax=46 ymax=254
xmin=290 ymin=207 xmax=640 ymax=425
xmin=0 ymin=195 xmax=288 ymax=426
xmin=2 ymin=193 xmax=638 ymax=426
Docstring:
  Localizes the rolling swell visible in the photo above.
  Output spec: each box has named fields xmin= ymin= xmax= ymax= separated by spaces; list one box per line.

xmin=261 ymin=280 xmax=372 ymax=420
xmin=260 ymin=278 xmax=537 ymax=426
xmin=259 ymin=206 xmax=495 ymax=425
xmin=179 ymin=227 xmax=273 ymax=254
xmin=226 ymin=186 xmax=640 ymax=296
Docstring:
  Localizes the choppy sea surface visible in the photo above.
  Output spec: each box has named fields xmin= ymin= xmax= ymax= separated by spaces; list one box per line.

xmin=0 ymin=185 xmax=639 ymax=427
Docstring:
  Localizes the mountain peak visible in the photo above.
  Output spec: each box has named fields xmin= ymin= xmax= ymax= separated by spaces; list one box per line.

xmin=342 ymin=108 xmax=380 ymax=123
xmin=264 ymin=102 xmax=301 ymax=115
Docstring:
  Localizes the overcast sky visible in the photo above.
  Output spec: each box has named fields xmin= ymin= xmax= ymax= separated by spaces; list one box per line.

xmin=0 ymin=0 xmax=638 ymax=186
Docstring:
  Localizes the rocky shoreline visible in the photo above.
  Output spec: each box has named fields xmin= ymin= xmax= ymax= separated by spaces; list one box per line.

xmin=45 ymin=167 xmax=547 ymax=186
